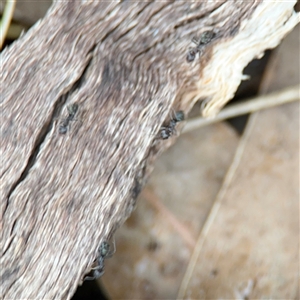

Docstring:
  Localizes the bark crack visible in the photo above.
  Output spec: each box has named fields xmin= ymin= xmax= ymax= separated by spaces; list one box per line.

xmin=174 ymin=1 xmax=227 ymax=29
xmin=3 ymin=43 xmax=97 ymax=214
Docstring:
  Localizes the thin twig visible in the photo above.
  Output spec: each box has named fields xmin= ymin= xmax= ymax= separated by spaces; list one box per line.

xmin=183 ymin=85 xmax=299 ymax=133
xmin=142 ymin=187 xmax=197 ymax=250
xmin=0 ymin=0 xmax=17 ymax=49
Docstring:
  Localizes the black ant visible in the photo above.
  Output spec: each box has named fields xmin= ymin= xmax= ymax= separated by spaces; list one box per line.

xmin=84 ymin=240 xmax=115 ymax=281
xmin=58 ymin=103 xmax=78 ymax=134
xmin=160 ymin=110 xmax=184 ymax=140
xmin=186 ymin=30 xmax=216 ymax=62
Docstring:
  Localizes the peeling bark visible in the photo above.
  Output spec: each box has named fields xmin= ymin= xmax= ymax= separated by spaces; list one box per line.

xmin=0 ymin=1 xmax=298 ymax=299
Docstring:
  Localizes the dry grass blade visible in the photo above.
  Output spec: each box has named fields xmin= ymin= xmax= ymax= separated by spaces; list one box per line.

xmin=183 ymin=85 xmax=299 ymax=133
xmin=0 ymin=0 xmax=16 ymax=49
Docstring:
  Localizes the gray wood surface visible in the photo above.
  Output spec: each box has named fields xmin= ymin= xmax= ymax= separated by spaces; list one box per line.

xmin=1 ymin=1 xmax=290 ymax=299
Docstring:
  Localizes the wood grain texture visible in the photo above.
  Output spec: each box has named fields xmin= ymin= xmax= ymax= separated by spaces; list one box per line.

xmin=0 ymin=1 xmax=298 ymax=299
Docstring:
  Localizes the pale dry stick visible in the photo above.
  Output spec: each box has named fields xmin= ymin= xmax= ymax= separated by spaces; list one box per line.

xmin=177 ymin=112 xmax=258 ymax=299
xmin=142 ymin=188 xmax=197 ymax=250
xmin=183 ymin=85 xmax=299 ymax=133
xmin=0 ymin=0 xmax=17 ymax=49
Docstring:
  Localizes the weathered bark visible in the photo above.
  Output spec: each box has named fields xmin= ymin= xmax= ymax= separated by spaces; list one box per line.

xmin=0 ymin=1 xmax=298 ymax=299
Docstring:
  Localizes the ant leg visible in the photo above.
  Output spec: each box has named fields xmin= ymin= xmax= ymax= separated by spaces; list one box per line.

xmin=191 ymin=37 xmax=199 ymax=45
xmin=108 ymin=238 xmax=116 ymax=257
xmin=93 ymin=268 xmax=105 ymax=279
xmin=174 ymin=111 xmax=184 ymax=123
xmin=84 ymin=274 xmax=97 ymax=281
xmin=186 ymin=48 xmax=197 ymax=62
xmin=58 ymin=120 xmax=69 ymax=135
xmin=84 ymin=268 xmax=105 ymax=281
xmin=85 ymin=266 xmax=105 ymax=280
xmin=84 ymin=257 xmax=105 ymax=281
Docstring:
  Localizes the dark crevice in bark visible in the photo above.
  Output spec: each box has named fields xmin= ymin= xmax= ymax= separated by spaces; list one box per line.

xmin=8 ymin=219 xmax=17 ymax=242
xmin=3 ymin=44 xmax=97 ymax=215
xmin=0 ymin=266 xmax=20 ymax=291
xmin=115 ymin=24 xmax=140 ymax=44
xmin=0 ymin=166 xmax=10 ymax=180
xmin=135 ymin=1 xmax=153 ymax=17
xmin=2 ymin=234 xmax=14 ymax=256
xmin=131 ymin=42 xmax=158 ymax=64
xmin=144 ymin=1 xmax=174 ymax=24
xmin=105 ymin=2 xmax=175 ymax=61
xmin=138 ymin=1 xmax=175 ymax=32
xmin=101 ymin=165 xmax=118 ymax=202
xmin=99 ymin=2 xmax=151 ymax=43
xmin=112 ymin=2 xmax=175 ymax=60
xmin=174 ymin=2 xmax=227 ymax=29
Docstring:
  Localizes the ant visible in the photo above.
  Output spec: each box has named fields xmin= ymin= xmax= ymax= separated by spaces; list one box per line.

xmin=58 ymin=103 xmax=78 ymax=134
xmin=160 ymin=110 xmax=184 ymax=140
xmin=186 ymin=30 xmax=216 ymax=62
xmin=84 ymin=240 xmax=115 ymax=281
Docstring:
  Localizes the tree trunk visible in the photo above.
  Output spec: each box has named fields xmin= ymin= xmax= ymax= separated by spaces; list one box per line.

xmin=1 ymin=1 xmax=298 ymax=299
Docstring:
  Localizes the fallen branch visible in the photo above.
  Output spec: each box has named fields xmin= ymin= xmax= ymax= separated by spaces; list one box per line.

xmin=0 ymin=1 xmax=298 ymax=299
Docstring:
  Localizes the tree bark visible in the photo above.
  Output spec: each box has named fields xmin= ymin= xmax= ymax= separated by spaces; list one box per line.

xmin=1 ymin=1 xmax=298 ymax=299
